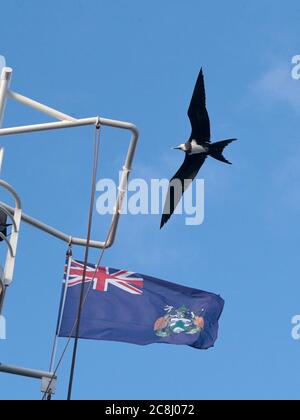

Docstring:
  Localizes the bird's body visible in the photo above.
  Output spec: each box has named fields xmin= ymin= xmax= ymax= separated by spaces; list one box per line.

xmin=160 ymin=68 xmax=236 ymax=229
xmin=177 ymin=140 xmax=209 ymax=155
xmin=189 ymin=141 xmax=209 ymax=155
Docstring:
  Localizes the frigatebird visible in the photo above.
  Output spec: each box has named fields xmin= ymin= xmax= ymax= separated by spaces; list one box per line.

xmin=160 ymin=68 xmax=236 ymax=229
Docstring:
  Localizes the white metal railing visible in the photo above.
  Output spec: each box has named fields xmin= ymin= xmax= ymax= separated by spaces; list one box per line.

xmin=0 ymin=63 xmax=139 ymax=397
xmin=0 ymin=67 xmax=139 ymax=251
xmin=0 ymin=176 xmax=22 ymax=303
xmin=0 ymin=363 xmax=57 ymax=395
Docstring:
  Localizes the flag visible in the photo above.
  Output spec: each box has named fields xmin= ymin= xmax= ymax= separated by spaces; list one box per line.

xmin=58 ymin=259 xmax=224 ymax=350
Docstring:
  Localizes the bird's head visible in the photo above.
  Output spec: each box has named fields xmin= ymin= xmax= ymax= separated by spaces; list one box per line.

xmin=173 ymin=144 xmax=187 ymax=152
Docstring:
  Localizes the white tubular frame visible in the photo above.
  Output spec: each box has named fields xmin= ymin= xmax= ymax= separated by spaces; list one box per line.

xmin=0 ymin=363 xmax=57 ymax=395
xmin=0 ymin=65 xmax=140 ymax=396
xmin=0 ymin=67 xmax=139 ymax=250
xmin=0 ymin=68 xmax=23 ymax=312
xmin=0 ymin=68 xmax=12 ymax=126
xmin=0 ymin=180 xmax=22 ymax=287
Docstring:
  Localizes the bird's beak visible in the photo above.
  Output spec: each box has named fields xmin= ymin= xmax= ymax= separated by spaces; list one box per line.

xmin=173 ymin=146 xmax=181 ymax=150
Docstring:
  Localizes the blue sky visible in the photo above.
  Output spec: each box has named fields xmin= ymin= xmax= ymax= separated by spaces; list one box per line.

xmin=1 ymin=0 xmax=300 ymax=400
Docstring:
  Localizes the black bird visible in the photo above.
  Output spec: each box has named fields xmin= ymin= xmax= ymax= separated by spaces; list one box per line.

xmin=160 ymin=68 xmax=236 ymax=229
xmin=0 ymin=209 xmax=11 ymax=242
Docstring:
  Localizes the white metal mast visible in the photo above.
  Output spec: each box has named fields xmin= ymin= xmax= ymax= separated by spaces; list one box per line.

xmin=0 ymin=60 xmax=139 ymax=398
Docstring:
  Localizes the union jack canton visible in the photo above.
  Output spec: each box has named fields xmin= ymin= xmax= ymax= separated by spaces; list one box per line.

xmin=66 ymin=259 xmax=144 ymax=295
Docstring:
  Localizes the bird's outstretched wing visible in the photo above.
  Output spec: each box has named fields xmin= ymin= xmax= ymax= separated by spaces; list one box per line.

xmin=187 ymin=68 xmax=211 ymax=144
xmin=160 ymin=154 xmax=206 ymax=229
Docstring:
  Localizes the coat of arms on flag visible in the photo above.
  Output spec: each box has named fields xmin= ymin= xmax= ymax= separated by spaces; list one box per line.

xmin=154 ymin=305 xmax=205 ymax=337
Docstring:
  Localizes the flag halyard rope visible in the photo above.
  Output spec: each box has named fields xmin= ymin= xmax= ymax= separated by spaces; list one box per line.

xmin=42 ymin=122 xmax=115 ymax=400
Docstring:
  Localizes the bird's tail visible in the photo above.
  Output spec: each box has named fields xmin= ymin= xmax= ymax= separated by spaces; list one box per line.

xmin=209 ymin=139 xmax=236 ymax=165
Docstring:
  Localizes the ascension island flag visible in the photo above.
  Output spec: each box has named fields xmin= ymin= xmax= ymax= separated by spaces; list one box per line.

xmin=58 ymin=259 xmax=224 ymax=350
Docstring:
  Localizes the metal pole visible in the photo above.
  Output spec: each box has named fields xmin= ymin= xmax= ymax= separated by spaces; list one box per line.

xmin=49 ymin=249 xmax=73 ymax=374
xmin=0 ymin=148 xmax=4 ymax=175
xmin=0 ymin=181 xmax=22 ymax=287
xmin=0 ymin=201 xmax=114 ymax=250
xmin=0 ymin=67 xmax=12 ymax=127
xmin=0 ymin=176 xmax=22 ymax=317
xmin=0 ymin=180 xmax=22 ymax=209
xmin=0 ymin=363 xmax=57 ymax=395
xmin=0 ymin=85 xmax=139 ymax=249
xmin=0 ymin=363 xmax=56 ymax=381
xmin=0 ymin=121 xmax=138 ymax=250
xmin=0 ymin=67 xmax=11 ymax=173
xmin=0 ymin=117 xmax=100 ymax=136
xmin=0 ymin=116 xmax=139 ymax=137
xmin=7 ymin=90 xmax=76 ymax=122
xmin=0 ymin=66 xmax=140 ymax=399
